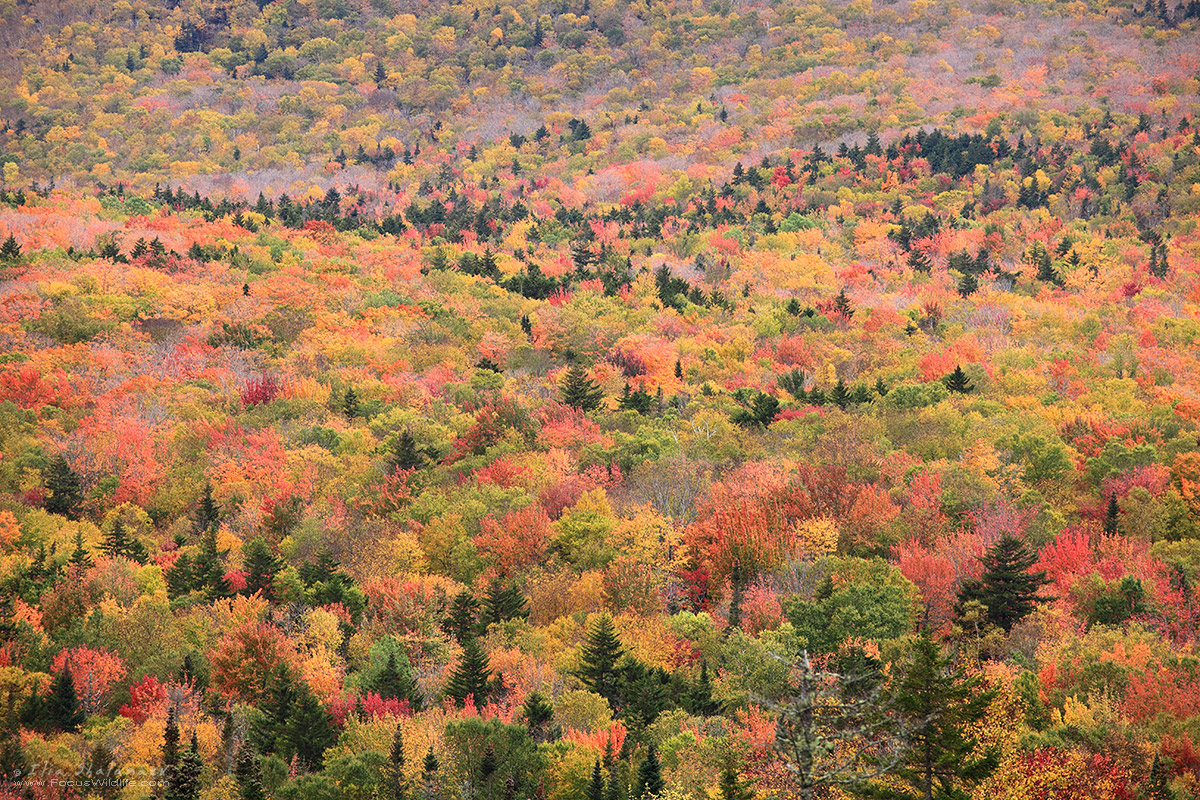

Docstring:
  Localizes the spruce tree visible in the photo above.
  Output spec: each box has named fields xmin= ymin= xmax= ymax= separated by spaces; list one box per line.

xmin=577 ymin=615 xmax=625 ymax=704
xmin=0 ymin=234 xmax=20 ymax=261
xmin=521 ymin=691 xmax=555 ymax=742
xmin=249 ymin=664 xmax=297 ymax=756
xmin=634 ymin=746 xmax=664 ymax=798
xmin=193 ymin=527 xmax=232 ymax=599
xmin=561 ymin=365 xmax=604 ymax=412
xmin=833 ymin=289 xmax=854 ymax=319
xmin=166 ymin=553 xmax=194 ymax=599
xmin=1103 ymin=493 xmax=1120 ymax=535
xmin=195 ymin=484 xmax=220 ymax=534
xmin=44 ymin=456 xmax=81 ymax=519
xmin=943 ymin=366 xmax=974 ymax=394
xmin=69 ymin=529 xmax=93 ymax=570
xmin=869 ymin=633 xmax=998 ymax=800
xmin=685 ymin=660 xmax=720 ymax=717
xmin=483 ymin=577 xmax=528 ymax=625
xmin=161 ymin=705 xmax=181 ymax=799
xmin=45 ymin=662 xmax=84 ymax=732
xmin=446 ymin=589 xmax=482 ymax=643
xmin=444 ymin=638 xmax=492 ymax=707
xmin=101 ymin=518 xmax=129 ymax=558
xmin=423 ymin=747 xmax=440 ymax=800
xmin=170 ymin=732 xmax=203 ymax=800
xmin=234 ymin=748 xmax=266 ymax=800
xmin=587 ymin=759 xmax=606 ymax=800
xmin=392 ymin=429 xmax=426 ymax=471
xmin=374 ymin=650 xmax=419 ymax=708
xmin=343 ymin=386 xmax=361 ymax=420
xmin=717 ymin=755 xmax=753 ymax=800
xmin=955 ymin=535 xmax=1048 ymax=632
xmin=241 ymin=537 xmax=281 ymax=599
xmin=390 ymin=724 xmax=408 ymax=800
xmin=281 ymin=684 xmax=337 ymax=771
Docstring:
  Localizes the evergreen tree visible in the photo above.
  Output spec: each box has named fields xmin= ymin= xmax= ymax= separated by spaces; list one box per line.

xmin=727 ymin=562 xmax=746 ymax=632
xmin=44 ymin=455 xmax=82 ymax=519
xmin=242 ymin=537 xmax=281 ymax=599
xmin=282 ymin=686 xmax=337 ymax=771
xmin=161 ymin=705 xmax=181 ymax=799
xmin=483 ymin=577 xmax=528 ymax=625
xmin=956 ymin=273 xmax=978 ymax=297
xmin=234 ymin=748 xmax=266 ymax=800
xmin=374 ymin=650 xmax=419 ymax=708
xmin=423 ymin=747 xmax=440 ymax=800
xmin=561 ymin=365 xmax=604 ymax=412
xmin=955 ymin=535 xmax=1048 ymax=632
xmin=685 ymin=660 xmax=720 ymax=716
xmin=943 ymin=366 xmax=974 ymax=394
xmin=674 ymin=359 xmax=683 ymax=380
xmin=391 ymin=429 xmax=426 ymax=471
xmin=390 ymin=724 xmax=408 ymax=800
xmin=44 ymin=662 xmax=84 ymax=732
xmin=170 ymin=732 xmax=203 ymax=800
xmin=577 ymin=615 xmax=625 ymax=704
xmin=717 ymin=755 xmax=753 ymax=800
xmin=444 ymin=638 xmax=492 ymax=707
xmin=249 ymin=664 xmax=297 ymax=756
xmin=833 ymin=289 xmax=854 ymax=318
xmin=193 ymin=527 xmax=232 ymax=599
xmin=0 ymin=234 xmax=20 ymax=261
xmin=195 ymin=484 xmax=220 ymax=534
xmin=1103 ymin=493 xmax=1120 ymax=535
xmin=69 ymin=528 xmax=93 ymax=570
xmin=166 ymin=553 xmax=194 ymax=599
xmin=830 ymin=380 xmax=851 ymax=409
xmin=868 ymin=633 xmax=998 ymax=800
xmin=634 ymin=746 xmax=664 ymax=798
xmin=101 ymin=518 xmax=129 ymax=558
xmin=522 ymin=691 xmax=555 ymax=742
xmin=587 ymin=759 xmax=606 ymax=800
xmin=343 ymin=386 xmax=361 ymax=420
xmin=446 ymin=589 xmax=482 ymax=643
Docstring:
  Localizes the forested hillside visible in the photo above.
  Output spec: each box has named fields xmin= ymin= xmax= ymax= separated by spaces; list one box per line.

xmin=1 ymin=0 xmax=1200 ymax=797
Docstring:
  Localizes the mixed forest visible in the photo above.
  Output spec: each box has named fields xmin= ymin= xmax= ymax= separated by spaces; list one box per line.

xmin=2 ymin=0 xmax=1200 ymax=796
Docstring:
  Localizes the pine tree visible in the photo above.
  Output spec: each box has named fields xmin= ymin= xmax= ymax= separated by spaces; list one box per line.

xmin=587 ymin=759 xmax=606 ymax=800
xmin=44 ymin=456 xmax=81 ymax=519
xmin=717 ymin=755 xmax=753 ymax=800
xmin=833 ymin=289 xmax=854 ymax=318
xmin=195 ymin=484 xmax=220 ymax=534
xmin=69 ymin=528 xmax=94 ymax=570
xmin=634 ymin=746 xmax=664 ymax=798
xmin=943 ymin=366 xmax=974 ymax=394
xmin=955 ymin=535 xmax=1048 ymax=632
xmin=166 ymin=553 xmax=194 ymax=599
xmin=446 ymin=589 xmax=481 ymax=643
xmin=249 ymin=664 xmax=297 ymax=756
xmin=869 ymin=633 xmax=998 ymax=800
xmin=101 ymin=518 xmax=129 ymax=558
xmin=193 ymin=527 xmax=232 ymax=599
xmin=561 ymin=365 xmax=604 ymax=411
xmin=727 ymin=562 xmax=746 ymax=632
xmin=391 ymin=429 xmax=426 ymax=471
xmin=577 ymin=614 xmax=625 ymax=705
xmin=343 ymin=386 xmax=361 ymax=420
xmin=0 ymin=234 xmax=20 ymax=260
xmin=674 ymin=359 xmax=683 ymax=380
xmin=444 ymin=638 xmax=492 ymax=707
xmin=483 ymin=577 xmax=528 ymax=625
xmin=956 ymin=273 xmax=978 ymax=297
xmin=161 ymin=705 xmax=181 ymax=799
xmin=1103 ymin=493 xmax=1120 ymax=535
xmin=170 ymin=732 xmax=203 ymax=800
xmin=234 ymin=748 xmax=266 ymax=800
xmin=423 ymin=747 xmax=440 ymax=800
xmin=281 ymin=686 xmax=337 ymax=771
xmin=374 ymin=650 xmax=419 ymax=708
xmin=685 ymin=660 xmax=720 ymax=716
xmin=45 ymin=662 xmax=84 ymax=732
xmin=522 ymin=691 xmax=555 ymax=742
xmin=242 ymin=537 xmax=281 ymax=599
xmin=830 ymin=380 xmax=851 ymax=409
xmin=389 ymin=724 xmax=408 ymax=800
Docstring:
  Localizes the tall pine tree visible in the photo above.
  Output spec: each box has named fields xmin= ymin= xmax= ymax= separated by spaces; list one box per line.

xmin=956 ymin=535 xmax=1048 ymax=632
xmin=444 ymin=638 xmax=492 ymax=707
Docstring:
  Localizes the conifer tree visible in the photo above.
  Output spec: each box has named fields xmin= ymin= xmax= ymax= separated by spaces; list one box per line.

xmin=956 ymin=535 xmax=1048 ymax=632
xmin=193 ymin=527 xmax=232 ymax=599
xmin=392 ymin=429 xmax=426 ymax=471
xmin=1103 ymin=493 xmax=1120 ymax=534
xmin=423 ymin=747 xmax=440 ymax=800
xmin=445 ymin=638 xmax=493 ymax=707
xmin=241 ymin=537 xmax=281 ymax=599
xmin=282 ymin=686 xmax=337 ymax=771
xmin=374 ymin=650 xmax=420 ymax=708
xmin=343 ymin=386 xmax=361 ymax=420
xmin=522 ymin=691 xmax=555 ymax=742
xmin=161 ymin=705 xmax=181 ymax=798
xmin=685 ymin=660 xmax=720 ymax=716
xmin=44 ymin=456 xmax=81 ymax=519
xmin=69 ymin=529 xmax=93 ymax=570
xmin=166 ymin=553 xmax=194 ymax=599
xmin=577 ymin=615 xmax=625 ymax=704
xmin=234 ymin=748 xmax=266 ymax=800
xmin=390 ymin=724 xmax=408 ymax=800
xmin=868 ymin=633 xmax=998 ymax=800
xmin=634 ymin=746 xmax=664 ymax=798
xmin=587 ymin=759 xmax=606 ymax=800
xmin=717 ymin=755 xmax=753 ymax=800
xmin=0 ymin=234 xmax=20 ymax=261
xmin=195 ymin=484 xmax=220 ymax=535
xmin=483 ymin=577 xmax=528 ymax=625
xmin=45 ymin=661 xmax=84 ymax=732
xmin=101 ymin=518 xmax=129 ymax=558
xmin=943 ymin=366 xmax=974 ymax=394
xmin=446 ymin=589 xmax=481 ymax=643
xmin=561 ymin=365 xmax=604 ymax=411
xmin=171 ymin=732 xmax=203 ymax=800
